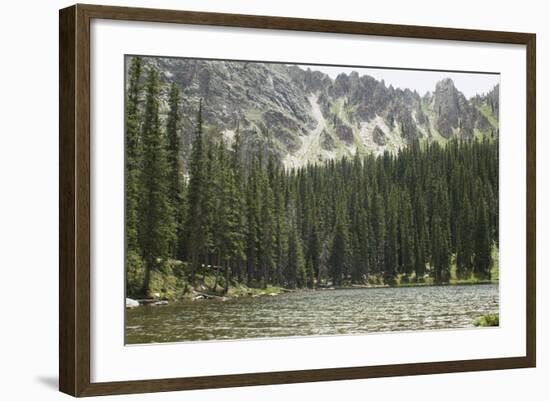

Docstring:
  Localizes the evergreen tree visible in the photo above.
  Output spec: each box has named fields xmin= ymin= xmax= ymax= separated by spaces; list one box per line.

xmin=329 ymin=214 xmax=349 ymax=287
xmin=273 ymin=171 xmax=289 ymax=285
xmin=371 ymin=193 xmax=386 ymax=275
xmin=305 ymin=225 xmax=320 ymax=287
xmin=186 ymin=99 xmax=208 ymax=283
xmin=384 ymin=187 xmax=399 ymax=284
xmin=138 ymin=66 xmax=176 ymax=295
xmin=430 ymin=181 xmax=451 ymax=283
xmin=165 ymin=82 xmax=185 ymax=258
xmin=398 ymin=191 xmax=415 ymax=281
xmin=287 ymin=221 xmax=306 ymax=288
xmin=474 ymin=198 xmax=492 ymax=279
xmin=203 ymin=134 xmax=219 ymax=275
xmin=245 ymin=156 xmax=261 ymax=286
xmin=412 ymin=192 xmax=428 ymax=281
xmin=456 ymin=192 xmax=474 ymax=278
xmin=229 ymin=127 xmax=247 ymax=283
xmin=125 ymin=57 xmax=142 ymax=255
xmin=212 ymin=140 xmax=245 ymax=293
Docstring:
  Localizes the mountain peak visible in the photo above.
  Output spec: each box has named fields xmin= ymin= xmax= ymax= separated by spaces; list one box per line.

xmin=435 ymin=77 xmax=457 ymax=89
xmin=131 ymin=57 xmax=499 ymax=168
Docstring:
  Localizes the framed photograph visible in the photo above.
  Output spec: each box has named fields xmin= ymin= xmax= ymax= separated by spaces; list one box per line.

xmin=59 ymin=4 xmax=536 ymax=397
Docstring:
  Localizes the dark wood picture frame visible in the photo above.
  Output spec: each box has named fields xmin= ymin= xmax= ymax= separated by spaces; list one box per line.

xmin=59 ymin=3 xmax=536 ymax=397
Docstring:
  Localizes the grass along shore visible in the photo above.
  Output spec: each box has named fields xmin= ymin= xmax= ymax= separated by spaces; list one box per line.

xmin=127 ymin=248 xmax=499 ymax=304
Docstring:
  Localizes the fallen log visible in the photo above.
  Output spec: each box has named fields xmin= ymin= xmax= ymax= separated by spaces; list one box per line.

xmin=192 ymin=291 xmax=228 ymax=301
xmin=134 ymin=298 xmax=157 ymax=305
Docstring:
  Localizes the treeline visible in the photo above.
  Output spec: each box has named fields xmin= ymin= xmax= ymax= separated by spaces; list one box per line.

xmin=126 ymin=59 xmax=499 ymax=296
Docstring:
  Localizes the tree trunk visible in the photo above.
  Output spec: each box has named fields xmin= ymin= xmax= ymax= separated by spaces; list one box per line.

xmin=236 ymin=259 xmax=241 ymax=283
xmin=190 ymin=253 xmax=198 ymax=285
xmin=247 ymin=258 xmax=253 ymax=287
xmin=224 ymin=260 xmax=230 ymax=294
xmin=141 ymin=256 xmax=153 ymax=297
xmin=212 ymin=251 xmax=221 ymax=292
xmin=262 ymin=261 xmax=268 ymax=289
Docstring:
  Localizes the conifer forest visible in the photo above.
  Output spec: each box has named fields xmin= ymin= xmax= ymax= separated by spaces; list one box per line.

xmin=125 ymin=56 xmax=500 ymax=342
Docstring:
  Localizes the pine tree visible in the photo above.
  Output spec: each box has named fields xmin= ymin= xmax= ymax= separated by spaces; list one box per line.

xmin=229 ymin=127 xmax=247 ymax=283
xmin=456 ymin=192 xmax=474 ymax=279
xmin=372 ymin=193 xmax=386 ymax=275
xmin=430 ymin=180 xmax=451 ymax=283
xmin=203 ymin=134 xmax=219 ymax=276
xmin=398 ymin=191 xmax=415 ymax=281
xmin=273 ymin=171 xmax=288 ymax=286
xmin=186 ymin=99 xmax=209 ymax=283
xmin=211 ymin=140 xmax=245 ymax=293
xmin=223 ymin=160 xmax=246 ymax=292
xmin=165 ymin=82 xmax=185 ymax=259
xmin=474 ymin=198 xmax=492 ymax=279
xmin=258 ymin=156 xmax=276 ymax=288
xmin=305 ymin=225 xmax=320 ymax=287
xmin=245 ymin=156 xmax=261 ymax=286
xmin=349 ymin=190 xmax=369 ymax=283
xmin=125 ymin=57 xmax=142 ymax=255
xmin=287 ymin=221 xmax=306 ymax=288
xmin=329 ymin=212 xmax=349 ymax=287
xmin=138 ymin=66 xmax=176 ymax=295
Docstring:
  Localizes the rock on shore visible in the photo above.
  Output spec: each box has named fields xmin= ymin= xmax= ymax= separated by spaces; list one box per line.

xmin=126 ymin=298 xmax=139 ymax=309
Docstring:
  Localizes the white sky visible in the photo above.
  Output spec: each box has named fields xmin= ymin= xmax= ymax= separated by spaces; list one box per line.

xmin=296 ymin=64 xmax=499 ymax=98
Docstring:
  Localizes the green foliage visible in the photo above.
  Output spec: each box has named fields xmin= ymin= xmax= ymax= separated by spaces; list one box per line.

xmin=226 ymin=283 xmax=282 ymax=298
xmin=186 ymin=99 xmax=210 ymax=282
xmin=474 ymin=198 xmax=492 ymax=280
xmin=165 ymin=82 xmax=186 ymax=259
xmin=287 ymin=223 xmax=306 ymax=288
xmin=147 ymin=259 xmax=190 ymax=300
xmin=125 ymin=67 xmax=499 ymax=293
xmin=329 ymin=218 xmax=349 ymax=286
xmin=125 ymin=57 xmax=143 ymax=254
xmin=126 ymin=250 xmax=145 ymax=298
xmin=473 ymin=314 xmax=499 ymax=327
xmin=138 ymin=66 xmax=176 ymax=294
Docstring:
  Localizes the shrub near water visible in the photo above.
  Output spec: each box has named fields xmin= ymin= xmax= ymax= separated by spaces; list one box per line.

xmin=127 ymin=254 xmax=191 ymax=300
xmin=473 ymin=314 xmax=499 ymax=327
xmin=147 ymin=259 xmax=190 ymax=300
xmin=126 ymin=250 xmax=145 ymax=298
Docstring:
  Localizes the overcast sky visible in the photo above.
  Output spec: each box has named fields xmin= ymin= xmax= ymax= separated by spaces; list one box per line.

xmin=295 ymin=64 xmax=499 ymax=98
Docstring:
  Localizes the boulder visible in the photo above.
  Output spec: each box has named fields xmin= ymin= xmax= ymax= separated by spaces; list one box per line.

xmin=126 ymin=298 xmax=139 ymax=309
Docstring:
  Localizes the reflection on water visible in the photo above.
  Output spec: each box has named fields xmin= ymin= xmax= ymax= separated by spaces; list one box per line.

xmin=125 ymin=284 xmax=499 ymax=344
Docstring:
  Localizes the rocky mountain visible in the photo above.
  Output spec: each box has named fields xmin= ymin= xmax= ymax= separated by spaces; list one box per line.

xmin=134 ymin=56 xmax=499 ymax=168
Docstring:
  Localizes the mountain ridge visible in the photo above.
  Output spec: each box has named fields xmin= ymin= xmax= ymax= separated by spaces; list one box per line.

xmin=130 ymin=57 xmax=499 ymax=168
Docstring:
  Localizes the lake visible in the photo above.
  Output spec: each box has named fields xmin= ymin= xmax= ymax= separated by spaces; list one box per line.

xmin=125 ymin=283 xmax=499 ymax=344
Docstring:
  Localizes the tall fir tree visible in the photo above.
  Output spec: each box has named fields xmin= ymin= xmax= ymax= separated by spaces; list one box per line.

xmin=125 ymin=57 xmax=142 ymax=255
xmin=165 ymin=82 xmax=186 ymax=259
xmin=245 ymin=156 xmax=261 ymax=286
xmin=138 ymin=66 xmax=176 ymax=295
xmin=456 ymin=192 xmax=474 ymax=279
xmin=258 ymin=156 xmax=276 ymax=288
xmin=329 ymin=206 xmax=349 ymax=287
xmin=229 ymin=127 xmax=247 ymax=283
xmin=474 ymin=198 xmax=492 ymax=279
xmin=186 ymin=99 xmax=209 ymax=283
xmin=287 ymin=220 xmax=306 ymax=288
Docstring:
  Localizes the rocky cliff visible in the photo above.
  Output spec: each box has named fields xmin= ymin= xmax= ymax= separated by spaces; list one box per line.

xmin=133 ymin=56 xmax=499 ymax=168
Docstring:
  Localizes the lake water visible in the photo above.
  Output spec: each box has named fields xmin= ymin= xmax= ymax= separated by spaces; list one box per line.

xmin=125 ymin=284 xmax=499 ymax=344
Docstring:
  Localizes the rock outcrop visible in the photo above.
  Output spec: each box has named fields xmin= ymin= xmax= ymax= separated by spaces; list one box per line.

xmin=130 ymin=57 xmax=499 ymax=167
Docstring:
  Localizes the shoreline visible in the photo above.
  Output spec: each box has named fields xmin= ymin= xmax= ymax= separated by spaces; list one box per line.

xmin=330 ymin=280 xmax=498 ymax=290
xmin=127 ymin=280 xmax=499 ymax=308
